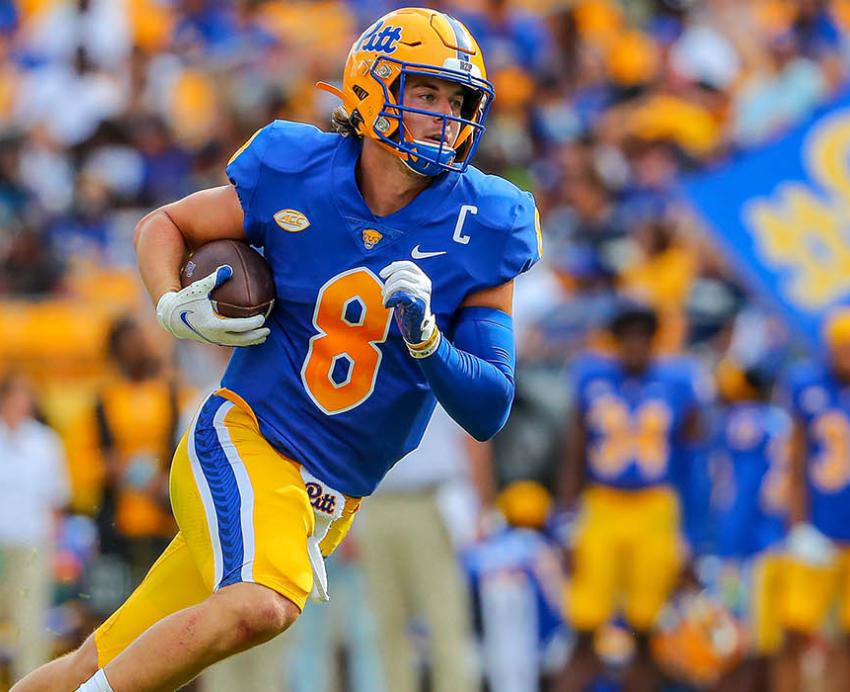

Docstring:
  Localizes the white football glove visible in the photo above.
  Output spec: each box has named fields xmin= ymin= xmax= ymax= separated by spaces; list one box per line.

xmin=156 ymin=264 xmax=270 ymax=347
xmin=379 ymin=261 xmax=439 ymax=357
xmin=786 ymin=522 xmax=837 ymax=567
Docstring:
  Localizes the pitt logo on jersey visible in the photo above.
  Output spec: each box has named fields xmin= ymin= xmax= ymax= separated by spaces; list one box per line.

xmin=362 ymin=228 xmax=383 ymax=250
xmin=274 ymin=208 xmax=310 ymax=232
xmin=305 ymin=482 xmax=338 ymax=515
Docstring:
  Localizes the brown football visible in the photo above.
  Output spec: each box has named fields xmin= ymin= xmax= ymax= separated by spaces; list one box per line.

xmin=180 ymin=239 xmax=275 ymax=318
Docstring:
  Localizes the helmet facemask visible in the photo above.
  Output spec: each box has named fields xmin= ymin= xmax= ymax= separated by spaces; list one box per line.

xmin=369 ymin=56 xmax=493 ymax=176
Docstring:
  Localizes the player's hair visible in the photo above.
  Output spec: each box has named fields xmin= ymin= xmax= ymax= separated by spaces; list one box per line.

xmin=330 ymin=106 xmax=361 ymax=138
xmin=610 ymin=302 xmax=659 ymax=338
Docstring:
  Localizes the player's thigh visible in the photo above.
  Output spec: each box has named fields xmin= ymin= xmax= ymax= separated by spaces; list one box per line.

xmin=94 ymin=532 xmax=208 ymax=666
xmin=781 ymin=556 xmax=839 ymax=635
xmin=172 ymin=389 xmax=315 ymax=610
xmin=623 ymin=489 xmax=683 ymax=630
xmin=567 ymin=490 xmax=622 ymax=631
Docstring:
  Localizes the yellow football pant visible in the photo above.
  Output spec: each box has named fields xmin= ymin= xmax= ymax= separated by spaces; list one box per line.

xmin=95 ymin=389 xmax=360 ymax=666
xmin=750 ymin=552 xmax=787 ymax=655
xmin=567 ymin=484 xmax=683 ymax=632
xmin=782 ymin=547 xmax=850 ymax=635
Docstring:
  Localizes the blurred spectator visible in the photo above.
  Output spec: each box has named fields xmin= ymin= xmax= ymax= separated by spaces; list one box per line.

xmin=464 ymin=481 xmax=567 ymax=692
xmin=20 ymin=0 xmax=132 ymax=70
xmin=93 ymin=317 xmax=182 ymax=590
xmin=14 ymin=46 xmax=126 ymax=148
xmin=732 ymin=30 xmax=829 ymax=146
xmin=359 ymin=405 xmax=484 ymax=692
xmin=0 ymin=224 xmax=65 ymax=296
xmin=0 ymin=370 xmax=70 ymax=683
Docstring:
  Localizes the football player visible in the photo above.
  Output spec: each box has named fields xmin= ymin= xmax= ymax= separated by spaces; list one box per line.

xmin=555 ymin=302 xmax=706 ymax=692
xmin=711 ymin=358 xmax=791 ymax=691
xmin=13 ymin=8 xmax=541 ymax=692
xmin=775 ymin=308 xmax=850 ymax=692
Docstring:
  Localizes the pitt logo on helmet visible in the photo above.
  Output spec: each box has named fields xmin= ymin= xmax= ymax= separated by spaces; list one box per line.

xmin=274 ymin=208 xmax=310 ymax=232
xmin=362 ymin=229 xmax=383 ymax=250
xmin=357 ymin=20 xmax=403 ymax=54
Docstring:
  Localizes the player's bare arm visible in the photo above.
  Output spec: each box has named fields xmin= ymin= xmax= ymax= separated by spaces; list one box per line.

xmin=134 ymin=185 xmax=246 ymax=305
xmin=461 ymin=280 xmax=513 ymax=313
xmin=787 ymin=417 xmax=809 ymax=528
xmin=559 ymin=407 xmax=587 ymax=512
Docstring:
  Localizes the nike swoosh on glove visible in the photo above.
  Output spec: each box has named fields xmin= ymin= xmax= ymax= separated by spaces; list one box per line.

xmin=379 ymin=260 xmax=440 ymax=358
xmin=156 ymin=264 xmax=270 ymax=347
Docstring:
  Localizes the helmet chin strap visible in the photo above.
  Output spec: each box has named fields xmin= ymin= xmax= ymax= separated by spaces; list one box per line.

xmin=400 ymin=140 xmax=456 ymax=177
xmin=398 ymin=122 xmax=458 ymax=177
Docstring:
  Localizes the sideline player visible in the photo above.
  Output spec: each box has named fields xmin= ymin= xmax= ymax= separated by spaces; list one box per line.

xmin=13 ymin=8 xmax=541 ymax=692
xmin=775 ymin=309 xmax=850 ymax=692
xmin=555 ymin=303 xmax=705 ymax=692
xmin=711 ymin=359 xmax=791 ymax=691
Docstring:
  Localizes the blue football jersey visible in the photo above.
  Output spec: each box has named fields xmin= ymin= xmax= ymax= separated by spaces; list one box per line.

xmin=712 ymin=402 xmax=790 ymax=558
xmin=786 ymin=361 xmax=850 ymax=541
xmin=221 ymin=121 xmax=541 ymax=496
xmin=572 ymin=352 xmax=702 ymax=490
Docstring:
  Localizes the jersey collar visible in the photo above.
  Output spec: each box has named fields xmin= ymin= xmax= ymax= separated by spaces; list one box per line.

xmin=331 ymin=135 xmax=459 ymax=230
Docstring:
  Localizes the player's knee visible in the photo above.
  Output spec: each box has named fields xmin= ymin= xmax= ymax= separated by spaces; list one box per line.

xmin=42 ymin=634 xmax=98 ymax=690
xmin=215 ymin=584 xmax=299 ymax=651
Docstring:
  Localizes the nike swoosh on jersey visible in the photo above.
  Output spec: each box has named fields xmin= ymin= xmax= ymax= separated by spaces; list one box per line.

xmin=179 ymin=310 xmax=215 ymax=344
xmin=411 ymin=245 xmax=447 ymax=259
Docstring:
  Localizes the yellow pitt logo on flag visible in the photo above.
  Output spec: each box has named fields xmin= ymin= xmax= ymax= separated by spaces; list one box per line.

xmin=274 ymin=209 xmax=310 ymax=232
xmin=362 ymin=228 xmax=383 ymax=250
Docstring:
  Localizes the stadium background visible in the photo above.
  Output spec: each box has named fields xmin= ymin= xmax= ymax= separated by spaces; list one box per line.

xmin=1 ymin=0 xmax=848 ymax=690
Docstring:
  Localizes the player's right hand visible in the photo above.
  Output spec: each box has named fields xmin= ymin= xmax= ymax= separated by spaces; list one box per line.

xmin=156 ymin=265 xmax=270 ymax=347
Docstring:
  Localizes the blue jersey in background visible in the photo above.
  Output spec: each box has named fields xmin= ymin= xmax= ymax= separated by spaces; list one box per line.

xmin=786 ymin=361 xmax=850 ymax=542
xmin=572 ymin=352 xmax=702 ymax=491
xmin=712 ymin=402 xmax=790 ymax=558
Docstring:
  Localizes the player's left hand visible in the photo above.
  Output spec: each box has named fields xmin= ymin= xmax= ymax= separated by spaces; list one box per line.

xmin=380 ymin=261 xmax=440 ymax=356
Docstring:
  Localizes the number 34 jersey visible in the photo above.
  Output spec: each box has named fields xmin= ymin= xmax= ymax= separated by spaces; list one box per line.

xmin=572 ymin=352 xmax=703 ymax=490
xmin=221 ymin=120 xmax=541 ymax=497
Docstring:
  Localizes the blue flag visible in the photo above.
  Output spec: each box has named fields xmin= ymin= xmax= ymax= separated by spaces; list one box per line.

xmin=684 ymin=91 xmax=850 ymax=347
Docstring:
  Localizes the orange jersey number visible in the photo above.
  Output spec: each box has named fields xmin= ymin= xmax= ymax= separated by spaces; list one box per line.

xmin=301 ymin=268 xmax=393 ymax=415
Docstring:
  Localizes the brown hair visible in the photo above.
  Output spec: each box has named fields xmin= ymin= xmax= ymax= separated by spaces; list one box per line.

xmin=330 ymin=106 xmax=361 ymax=138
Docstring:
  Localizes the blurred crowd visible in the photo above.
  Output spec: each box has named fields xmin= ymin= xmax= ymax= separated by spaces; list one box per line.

xmin=4 ymin=0 xmax=850 ymax=690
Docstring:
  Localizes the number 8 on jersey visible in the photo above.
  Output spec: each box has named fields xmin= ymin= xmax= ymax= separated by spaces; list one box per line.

xmin=301 ymin=268 xmax=393 ymax=415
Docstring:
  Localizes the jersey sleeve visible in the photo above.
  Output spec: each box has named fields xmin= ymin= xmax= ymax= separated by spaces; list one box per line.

xmin=225 ymin=124 xmax=275 ymax=248
xmin=496 ymin=190 xmax=543 ymax=284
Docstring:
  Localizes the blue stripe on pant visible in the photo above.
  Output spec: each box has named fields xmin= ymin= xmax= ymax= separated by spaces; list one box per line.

xmin=194 ymin=395 xmax=245 ymax=588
